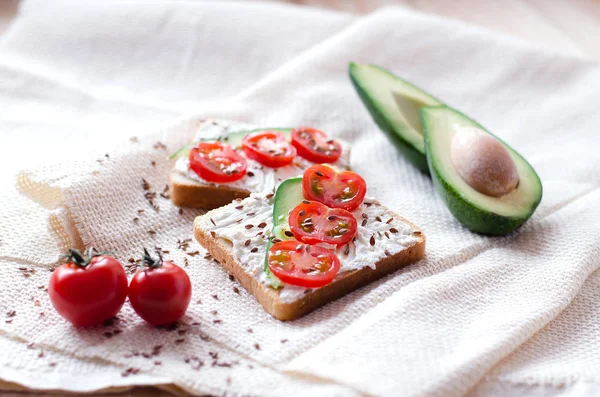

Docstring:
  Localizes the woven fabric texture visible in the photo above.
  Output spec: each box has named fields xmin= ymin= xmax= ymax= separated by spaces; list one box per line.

xmin=1 ymin=1 xmax=599 ymax=396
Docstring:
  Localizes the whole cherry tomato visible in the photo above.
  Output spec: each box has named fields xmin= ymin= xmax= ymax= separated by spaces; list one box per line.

xmin=303 ymin=164 xmax=367 ymax=211
xmin=128 ymin=248 xmax=192 ymax=326
xmin=49 ymin=248 xmax=128 ymax=327
xmin=291 ymin=127 xmax=342 ymax=163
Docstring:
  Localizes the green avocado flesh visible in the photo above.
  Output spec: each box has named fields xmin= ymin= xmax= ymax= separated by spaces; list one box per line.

xmin=264 ymin=177 xmax=304 ymax=288
xmin=421 ymin=105 xmax=542 ymax=235
xmin=349 ymin=62 xmax=443 ymax=172
xmin=168 ymin=127 xmax=293 ymax=160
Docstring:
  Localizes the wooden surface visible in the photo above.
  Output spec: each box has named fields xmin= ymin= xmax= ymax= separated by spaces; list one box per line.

xmin=0 ymin=0 xmax=598 ymax=396
xmin=0 ymin=0 xmax=17 ymax=35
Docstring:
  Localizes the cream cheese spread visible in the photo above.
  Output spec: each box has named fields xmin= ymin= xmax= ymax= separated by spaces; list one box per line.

xmin=173 ymin=120 xmax=350 ymax=194
xmin=200 ymin=193 xmax=419 ymax=303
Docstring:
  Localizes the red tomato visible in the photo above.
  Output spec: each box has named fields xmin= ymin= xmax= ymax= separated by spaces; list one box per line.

xmin=128 ymin=249 xmax=192 ymax=326
xmin=289 ymin=200 xmax=357 ymax=245
xmin=49 ymin=249 xmax=127 ymax=327
xmin=242 ymin=131 xmax=296 ymax=168
xmin=268 ymin=240 xmax=340 ymax=288
xmin=292 ymin=127 xmax=342 ymax=163
xmin=189 ymin=141 xmax=247 ymax=183
xmin=303 ymin=164 xmax=367 ymax=211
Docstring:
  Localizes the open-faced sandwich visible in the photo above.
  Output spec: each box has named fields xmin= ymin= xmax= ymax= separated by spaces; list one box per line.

xmin=194 ymin=164 xmax=425 ymax=320
xmin=169 ymin=120 xmax=350 ymax=210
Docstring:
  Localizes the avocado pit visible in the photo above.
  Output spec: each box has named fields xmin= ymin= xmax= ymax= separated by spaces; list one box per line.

xmin=450 ymin=127 xmax=519 ymax=197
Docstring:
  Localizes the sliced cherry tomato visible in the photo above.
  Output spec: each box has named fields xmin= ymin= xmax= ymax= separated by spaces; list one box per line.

xmin=189 ymin=141 xmax=247 ymax=183
xmin=303 ymin=164 xmax=367 ymax=211
xmin=289 ymin=200 xmax=357 ymax=245
xmin=242 ymin=131 xmax=296 ymax=168
xmin=128 ymin=248 xmax=192 ymax=326
xmin=268 ymin=240 xmax=340 ymax=288
xmin=292 ymin=127 xmax=342 ymax=163
xmin=49 ymin=248 xmax=128 ymax=327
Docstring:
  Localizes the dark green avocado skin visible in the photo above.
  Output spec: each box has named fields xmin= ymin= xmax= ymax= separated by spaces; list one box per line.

xmin=349 ymin=63 xmax=430 ymax=173
xmin=422 ymin=106 xmax=543 ymax=236
xmin=427 ymin=162 xmax=533 ymax=235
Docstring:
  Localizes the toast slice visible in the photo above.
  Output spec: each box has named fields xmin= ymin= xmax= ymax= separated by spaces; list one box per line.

xmin=169 ymin=171 xmax=251 ymax=209
xmin=169 ymin=120 xmax=350 ymax=210
xmin=194 ymin=193 xmax=425 ymax=321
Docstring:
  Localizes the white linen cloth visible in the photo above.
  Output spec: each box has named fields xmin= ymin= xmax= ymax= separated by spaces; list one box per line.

xmin=1 ymin=1 xmax=599 ymax=396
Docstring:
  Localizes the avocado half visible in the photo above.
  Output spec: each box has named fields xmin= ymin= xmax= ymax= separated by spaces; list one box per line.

xmin=421 ymin=106 xmax=542 ymax=235
xmin=349 ymin=62 xmax=443 ymax=172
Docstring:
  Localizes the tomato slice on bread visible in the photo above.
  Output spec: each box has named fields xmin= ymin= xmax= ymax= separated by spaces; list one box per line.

xmin=303 ymin=165 xmax=367 ymax=211
xmin=292 ymin=127 xmax=342 ymax=163
xmin=268 ymin=240 xmax=341 ymax=288
xmin=189 ymin=142 xmax=247 ymax=183
xmin=242 ymin=131 xmax=296 ymax=168
xmin=289 ymin=200 xmax=357 ymax=246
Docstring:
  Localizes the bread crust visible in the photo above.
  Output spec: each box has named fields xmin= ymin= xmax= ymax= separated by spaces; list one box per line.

xmin=194 ymin=213 xmax=425 ymax=321
xmin=169 ymin=171 xmax=250 ymax=210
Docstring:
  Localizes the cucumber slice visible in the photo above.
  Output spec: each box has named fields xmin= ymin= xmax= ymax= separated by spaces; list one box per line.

xmin=349 ymin=62 xmax=443 ymax=172
xmin=169 ymin=142 xmax=195 ymax=160
xmin=168 ymin=128 xmax=293 ymax=160
xmin=271 ymin=177 xmax=304 ymax=240
xmin=264 ymin=177 xmax=304 ymax=288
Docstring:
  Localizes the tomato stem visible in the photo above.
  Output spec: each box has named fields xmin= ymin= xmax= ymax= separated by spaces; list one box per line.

xmin=60 ymin=247 xmax=111 ymax=268
xmin=141 ymin=247 xmax=163 ymax=271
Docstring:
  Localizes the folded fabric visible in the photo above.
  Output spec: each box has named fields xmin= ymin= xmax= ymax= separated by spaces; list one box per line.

xmin=1 ymin=1 xmax=600 ymax=396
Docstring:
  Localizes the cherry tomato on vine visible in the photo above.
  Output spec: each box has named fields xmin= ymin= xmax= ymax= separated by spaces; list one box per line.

xmin=49 ymin=248 xmax=128 ymax=327
xmin=128 ymin=248 xmax=192 ymax=326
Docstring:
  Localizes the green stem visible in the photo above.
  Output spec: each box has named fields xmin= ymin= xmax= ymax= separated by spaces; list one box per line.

xmin=141 ymin=247 xmax=163 ymax=271
xmin=60 ymin=247 xmax=111 ymax=268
